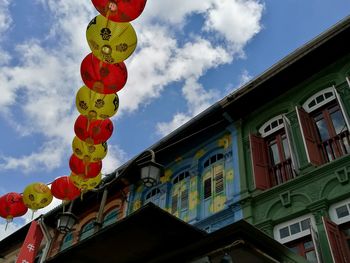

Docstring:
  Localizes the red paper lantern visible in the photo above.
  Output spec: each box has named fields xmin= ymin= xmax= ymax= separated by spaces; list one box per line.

xmin=91 ymin=0 xmax=147 ymax=22
xmin=74 ymin=114 xmax=114 ymax=145
xmin=81 ymin=53 xmax=128 ymax=94
xmin=51 ymin=176 xmax=81 ymax=201
xmin=0 ymin=192 xmax=28 ymax=223
xmin=69 ymin=154 xmax=102 ymax=178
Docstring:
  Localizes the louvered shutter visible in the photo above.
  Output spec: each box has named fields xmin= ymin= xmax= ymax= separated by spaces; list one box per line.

xmin=296 ymin=107 xmax=324 ymax=166
xmin=323 ymin=217 xmax=349 ymax=263
xmin=249 ymin=133 xmax=270 ymax=190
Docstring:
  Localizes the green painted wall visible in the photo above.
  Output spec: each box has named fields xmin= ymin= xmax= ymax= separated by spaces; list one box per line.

xmin=239 ymin=54 xmax=350 ymax=262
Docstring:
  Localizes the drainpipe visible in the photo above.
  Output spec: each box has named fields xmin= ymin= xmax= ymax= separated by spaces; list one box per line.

xmin=38 ymin=215 xmax=53 ymax=263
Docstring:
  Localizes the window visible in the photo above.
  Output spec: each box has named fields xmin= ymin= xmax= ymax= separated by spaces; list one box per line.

xmin=286 ymin=236 xmax=317 ymax=262
xmin=103 ymin=207 xmax=121 ymax=228
xmin=298 ymin=87 xmax=350 ymax=165
xmin=250 ymin=115 xmax=296 ymax=190
xmin=323 ymin=216 xmax=350 ymax=262
xmin=60 ymin=232 xmax=73 ymax=251
xmin=274 ymin=215 xmax=320 ymax=262
xmin=330 ymin=198 xmax=350 ymax=225
xmin=202 ymin=153 xmax=226 ymax=218
xmin=144 ymin=185 xmax=167 ymax=209
xmin=171 ymin=170 xmax=190 ymax=220
xmin=328 ymin=198 xmax=350 ymax=261
xmin=80 ymin=220 xmax=95 ymax=241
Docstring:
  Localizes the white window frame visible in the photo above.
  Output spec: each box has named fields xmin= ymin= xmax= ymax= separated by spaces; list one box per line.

xmin=329 ymin=197 xmax=350 ymax=225
xmin=259 ymin=115 xmax=284 ymax=138
xmin=273 ymin=214 xmax=316 ymax=244
xmin=346 ymin=77 xmax=350 ymax=88
xmin=302 ymin=87 xmax=336 ymax=113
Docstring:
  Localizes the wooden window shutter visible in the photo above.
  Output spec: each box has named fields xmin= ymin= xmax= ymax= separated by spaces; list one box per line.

xmin=296 ymin=107 xmax=324 ymax=166
xmin=249 ymin=133 xmax=270 ymax=190
xmin=214 ymin=165 xmax=224 ymax=194
xmin=203 ymin=178 xmax=212 ymax=199
xmin=323 ymin=217 xmax=349 ymax=263
xmin=171 ymin=193 xmax=178 ymax=214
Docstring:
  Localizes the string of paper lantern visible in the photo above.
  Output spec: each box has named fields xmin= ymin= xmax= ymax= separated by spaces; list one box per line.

xmin=0 ymin=0 xmax=147 ymax=226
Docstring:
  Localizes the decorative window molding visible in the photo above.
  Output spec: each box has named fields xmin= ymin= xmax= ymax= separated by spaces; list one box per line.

xmin=102 ymin=207 xmax=120 ymax=228
xmin=203 ymin=153 xmax=224 ymax=168
xmin=144 ymin=184 xmax=167 ymax=209
xmin=60 ymin=232 xmax=73 ymax=251
xmin=80 ymin=220 xmax=95 ymax=241
xmin=172 ymin=171 xmax=190 ymax=184
xmin=329 ymin=198 xmax=350 ymax=225
xmin=302 ymin=87 xmax=335 ymax=113
xmin=273 ymin=214 xmax=315 ymax=244
xmin=171 ymin=169 xmax=191 ymax=219
xmin=258 ymin=115 xmax=284 ymax=138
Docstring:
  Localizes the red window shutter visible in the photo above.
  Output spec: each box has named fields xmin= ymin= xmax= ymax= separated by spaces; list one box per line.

xmin=296 ymin=107 xmax=324 ymax=166
xmin=249 ymin=133 xmax=270 ymax=190
xmin=323 ymin=217 xmax=349 ymax=263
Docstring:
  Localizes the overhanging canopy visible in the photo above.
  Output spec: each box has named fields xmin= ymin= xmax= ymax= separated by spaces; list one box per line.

xmin=47 ymin=203 xmax=206 ymax=263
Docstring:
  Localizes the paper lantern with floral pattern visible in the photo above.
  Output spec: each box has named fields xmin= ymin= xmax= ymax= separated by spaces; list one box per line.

xmin=0 ymin=192 xmax=28 ymax=224
xmin=91 ymin=0 xmax=147 ymax=22
xmin=22 ymin=183 xmax=53 ymax=211
xmin=86 ymin=15 xmax=137 ymax=64
xmin=74 ymin=114 xmax=114 ymax=145
xmin=76 ymin=85 xmax=119 ymax=120
xmin=72 ymin=136 xmax=108 ymax=162
xmin=51 ymin=176 xmax=81 ymax=201
xmin=81 ymin=53 xmax=128 ymax=94
xmin=69 ymin=153 xmax=102 ymax=178
xmin=70 ymin=172 xmax=102 ymax=193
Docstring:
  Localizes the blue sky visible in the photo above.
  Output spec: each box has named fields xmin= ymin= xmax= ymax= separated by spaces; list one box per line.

xmin=0 ymin=0 xmax=350 ymax=239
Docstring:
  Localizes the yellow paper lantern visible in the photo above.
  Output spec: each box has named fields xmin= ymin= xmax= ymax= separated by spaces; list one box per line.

xmin=22 ymin=183 xmax=53 ymax=211
xmin=76 ymin=86 xmax=119 ymax=120
xmin=72 ymin=136 xmax=108 ymax=162
xmin=86 ymin=15 xmax=137 ymax=64
xmin=70 ymin=173 xmax=102 ymax=193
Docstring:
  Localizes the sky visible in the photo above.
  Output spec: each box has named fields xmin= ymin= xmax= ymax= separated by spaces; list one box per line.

xmin=0 ymin=0 xmax=350 ymax=240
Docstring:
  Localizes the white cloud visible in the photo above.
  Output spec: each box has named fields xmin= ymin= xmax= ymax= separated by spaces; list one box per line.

xmin=0 ymin=0 xmax=12 ymax=35
xmin=0 ymin=139 xmax=68 ymax=172
xmin=238 ymin=69 xmax=253 ymax=87
xmin=204 ymin=0 xmax=264 ymax=49
xmin=156 ymin=113 xmax=191 ymax=136
xmin=0 ymin=0 xmax=264 ymax=174
xmin=102 ymin=144 xmax=127 ymax=175
xmin=141 ymin=1 xmax=211 ymax=25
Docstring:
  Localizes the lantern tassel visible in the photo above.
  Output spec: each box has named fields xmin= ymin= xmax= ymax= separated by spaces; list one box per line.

xmin=5 ymin=221 xmax=8 ymax=231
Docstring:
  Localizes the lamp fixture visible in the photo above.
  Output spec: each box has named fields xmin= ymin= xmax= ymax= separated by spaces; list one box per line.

xmin=56 ymin=201 xmax=78 ymax=234
xmin=138 ymin=150 xmax=163 ymax=188
xmin=220 ymin=253 xmax=233 ymax=263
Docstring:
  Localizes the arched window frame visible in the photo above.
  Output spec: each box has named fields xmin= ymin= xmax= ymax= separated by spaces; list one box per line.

xmin=201 ymin=150 xmax=225 ymax=218
xmin=302 ymin=87 xmax=336 ymax=113
xmin=250 ymin=114 xmax=297 ymax=190
xmin=297 ymin=86 xmax=350 ymax=165
xmin=79 ymin=220 xmax=95 ymax=241
xmin=60 ymin=232 xmax=74 ymax=251
xmin=170 ymin=169 xmax=191 ymax=220
xmin=143 ymin=183 xmax=167 ymax=209
xmin=102 ymin=207 xmax=121 ymax=228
